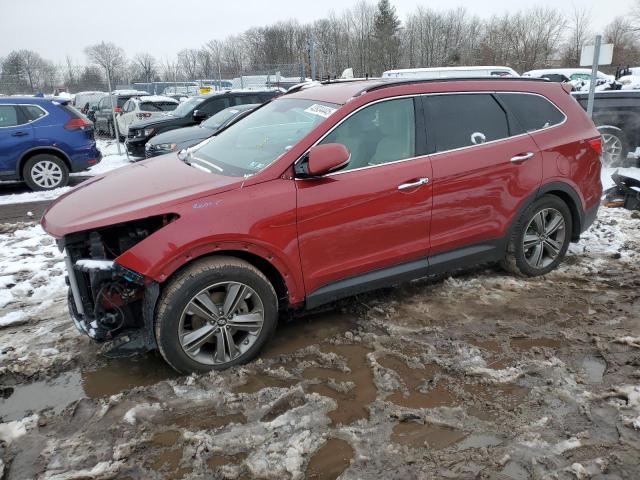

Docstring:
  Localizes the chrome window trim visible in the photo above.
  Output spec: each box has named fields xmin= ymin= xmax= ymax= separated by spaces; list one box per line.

xmin=0 ymin=103 xmax=49 ymax=129
xmin=294 ymin=90 xmax=569 ymax=178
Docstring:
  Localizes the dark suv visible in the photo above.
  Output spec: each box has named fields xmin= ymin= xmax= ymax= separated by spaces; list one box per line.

xmin=93 ymin=90 xmax=148 ymax=138
xmin=125 ymin=90 xmax=281 ymax=156
xmin=42 ymin=78 xmax=602 ymax=374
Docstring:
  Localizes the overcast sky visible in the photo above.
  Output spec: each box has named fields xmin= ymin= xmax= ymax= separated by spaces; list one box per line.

xmin=0 ymin=0 xmax=635 ymax=63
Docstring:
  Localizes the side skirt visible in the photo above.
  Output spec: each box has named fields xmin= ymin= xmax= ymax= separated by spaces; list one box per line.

xmin=304 ymin=239 xmax=506 ymax=310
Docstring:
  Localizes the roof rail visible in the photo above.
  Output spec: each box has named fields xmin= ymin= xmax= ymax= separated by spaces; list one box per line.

xmin=355 ymin=76 xmax=549 ymax=96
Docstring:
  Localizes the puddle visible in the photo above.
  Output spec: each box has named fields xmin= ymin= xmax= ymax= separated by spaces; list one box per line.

xmin=262 ymin=312 xmax=355 ymax=358
xmin=581 ymin=357 xmax=606 ymax=384
xmin=169 ymin=409 xmax=246 ymax=430
xmin=510 ymin=337 xmax=561 ymax=351
xmin=392 ymin=422 xmax=466 ymax=449
xmin=0 ymin=371 xmax=84 ymax=421
xmin=262 ymin=395 xmax=306 ymax=422
xmin=378 ymin=355 xmax=458 ymax=409
xmin=303 ymin=344 xmax=376 ymax=426
xmin=152 ymin=430 xmax=181 ymax=448
xmin=306 ymin=438 xmax=354 ymax=480
xmin=82 ymin=353 xmax=177 ymax=398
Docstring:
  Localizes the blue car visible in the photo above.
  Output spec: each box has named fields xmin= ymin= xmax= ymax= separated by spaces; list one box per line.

xmin=0 ymin=97 xmax=101 ymax=191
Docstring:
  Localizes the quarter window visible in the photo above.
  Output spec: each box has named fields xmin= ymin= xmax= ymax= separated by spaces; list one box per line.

xmin=23 ymin=105 xmax=46 ymax=121
xmin=0 ymin=105 xmax=19 ymax=127
xmin=200 ymin=98 xmax=230 ymax=116
xmin=498 ymin=93 xmax=565 ymax=132
xmin=320 ymin=97 xmax=416 ymax=171
xmin=426 ymin=94 xmax=509 ymax=153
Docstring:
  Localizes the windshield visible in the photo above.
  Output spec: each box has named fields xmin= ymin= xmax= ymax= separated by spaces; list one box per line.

xmin=202 ymin=107 xmax=243 ymax=129
xmin=172 ymin=97 xmax=205 ymax=117
xmin=191 ymin=98 xmax=339 ymax=177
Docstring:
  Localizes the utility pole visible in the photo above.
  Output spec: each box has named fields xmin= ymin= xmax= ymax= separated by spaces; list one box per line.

xmin=309 ymin=34 xmax=316 ymax=81
xmin=586 ymin=35 xmax=602 ymax=118
xmin=105 ymin=71 xmax=122 ymax=156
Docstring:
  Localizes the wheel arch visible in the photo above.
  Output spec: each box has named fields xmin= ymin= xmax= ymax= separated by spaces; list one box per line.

xmin=535 ymin=182 xmax=584 ymax=241
xmin=18 ymin=147 xmax=72 ymax=179
xmin=156 ymin=249 xmax=292 ymax=310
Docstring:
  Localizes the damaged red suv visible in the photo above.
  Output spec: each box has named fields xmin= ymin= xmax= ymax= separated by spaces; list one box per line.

xmin=42 ymin=78 xmax=602 ymax=373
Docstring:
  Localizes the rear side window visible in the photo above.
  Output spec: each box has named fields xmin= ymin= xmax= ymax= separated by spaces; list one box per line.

xmin=235 ymin=95 xmax=261 ymax=105
xmin=140 ymin=102 xmax=177 ymax=112
xmin=426 ymin=94 xmax=509 ymax=152
xmin=320 ymin=97 xmax=416 ymax=171
xmin=498 ymin=93 xmax=565 ymax=133
xmin=0 ymin=105 xmax=19 ymax=127
xmin=23 ymin=105 xmax=47 ymax=122
xmin=200 ymin=98 xmax=230 ymax=116
xmin=59 ymin=104 xmax=90 ymax=122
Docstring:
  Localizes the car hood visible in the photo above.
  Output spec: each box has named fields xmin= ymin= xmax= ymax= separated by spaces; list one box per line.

xmin=149 ymin=125 xmax=213 ymax=145
xmin=41 ymin=154 xmax=242 ymax=238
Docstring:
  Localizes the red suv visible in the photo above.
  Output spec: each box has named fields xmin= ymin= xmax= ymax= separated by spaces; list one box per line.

xmin=42 ymin=78 xmax=602 ymax=373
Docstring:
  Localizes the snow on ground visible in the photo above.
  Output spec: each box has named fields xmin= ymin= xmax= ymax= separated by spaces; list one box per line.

xmin=0 ymin=139 xmax=134 ymax=206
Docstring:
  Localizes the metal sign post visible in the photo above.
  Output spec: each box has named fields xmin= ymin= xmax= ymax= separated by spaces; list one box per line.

xmin=106 ymin=74 xmax=122 ymax=156
xmin=586 ymin=35 xmax=601 ymax=118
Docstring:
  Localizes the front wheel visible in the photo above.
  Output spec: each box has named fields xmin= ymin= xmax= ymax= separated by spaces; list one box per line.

xmin=154 ymin=257 xmax=278 ymax=374
xmin=502 ymin=195 xmax=572 ymax=277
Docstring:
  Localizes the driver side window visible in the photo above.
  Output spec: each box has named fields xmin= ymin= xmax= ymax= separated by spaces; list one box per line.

xmin=319 ymin=97 xmax=416 ymax=172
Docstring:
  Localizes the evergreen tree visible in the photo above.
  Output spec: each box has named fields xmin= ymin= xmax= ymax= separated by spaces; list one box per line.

xmin=373 ymin=0 xmax=401 ymax=75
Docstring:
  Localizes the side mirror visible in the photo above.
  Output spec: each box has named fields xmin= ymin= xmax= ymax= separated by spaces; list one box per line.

xmin=193 ymin=109 xmax=207 ymax=121
xmin=296 ymin=143 xmax=350 ymax=178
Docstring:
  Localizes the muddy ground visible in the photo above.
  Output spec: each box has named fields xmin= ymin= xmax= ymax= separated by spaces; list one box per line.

xmin=0 ymin=208 xmax=639 ymax=479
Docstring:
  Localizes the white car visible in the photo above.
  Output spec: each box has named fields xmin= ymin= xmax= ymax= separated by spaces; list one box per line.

xmin=382 ymin=66 xmax=519 ymax=79
xmin=115 ymin=96 xmax=179 ymax=138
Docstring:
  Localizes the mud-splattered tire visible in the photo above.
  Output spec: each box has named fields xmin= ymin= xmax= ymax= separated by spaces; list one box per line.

xmin=155 ymin=256 xmax=278 ymax=374
xmin=501 ymin=195 xmax=572 ymax=277
xmin=598 ymin=126 xmax=632 ymax=168
xmin=23 ymin=154 xmax=69 ymax=191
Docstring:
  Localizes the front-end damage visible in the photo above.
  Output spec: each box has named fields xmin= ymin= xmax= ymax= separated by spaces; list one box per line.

xmin=59 ymin=215 xmax=176 ymax=356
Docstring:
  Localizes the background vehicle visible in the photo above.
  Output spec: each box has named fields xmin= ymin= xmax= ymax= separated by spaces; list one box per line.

xmin=72 ymin=91 xmax=105 ymax=121
xmin=93 ymin=90 xmax=149 ymax=137
xmin=145 ymin=103 xmax=258 ymax=158
xmin=42 ymin=78 xmax=601 ymax=374
xmin=382 ymin=66 xmax=519 ymax=79
xmin=523 ymin=68 xmax=613 ymax=81
xmin=115 ymin=96 xmax=179 ymax=140
xmin=125 ymin=89 xmax=280 ymax=156
xmin=572 ymin=90 xmax=640 ymax=167
xmin=0 ymin=97 xmax=100 ymax=191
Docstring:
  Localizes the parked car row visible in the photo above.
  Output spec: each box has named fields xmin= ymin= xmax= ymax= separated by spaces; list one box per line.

xmin=124 ymin=89 xmax=281 ymax=156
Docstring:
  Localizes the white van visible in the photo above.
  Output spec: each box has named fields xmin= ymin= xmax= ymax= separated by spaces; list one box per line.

xmin=382 ymin=66 xmax=519 ymax=79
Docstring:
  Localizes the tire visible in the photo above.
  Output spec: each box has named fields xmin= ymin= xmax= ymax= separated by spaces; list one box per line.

xmin=22 ymin=154 xmax=69 ymax=191
xmin=501 ymin=195 xmax=573 ymax=277
xmin=598 ymin=126 xmax=631 ymax=168
xmin=155 ymin=256 xmax=278 ymax=374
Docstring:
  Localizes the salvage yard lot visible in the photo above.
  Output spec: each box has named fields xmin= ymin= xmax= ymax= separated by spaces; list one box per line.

xmin=0 ymin=199 xmax=638 ymax=478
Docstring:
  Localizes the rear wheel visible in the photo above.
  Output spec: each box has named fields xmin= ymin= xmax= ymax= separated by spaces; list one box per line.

xmin=502 ymin=195 xmax=572 ymax=277
xmin=155 ymin=257 xmax=278 ymax=374
xmin=23 ymin=154 xmax=69 ymax=191
xmin=599 ymin=126 xmax=631 ymax=167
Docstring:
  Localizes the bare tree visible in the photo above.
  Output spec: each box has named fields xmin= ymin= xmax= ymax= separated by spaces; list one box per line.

xmin=561 ymin=5 xmax=592 ymax=66
xmin=133 ymin=53 xmax=157 ymax=83
xmin=85 ymin=41 xmax=126 ymax=87
xmin=178 ymin=48 xmax=199 ymax=80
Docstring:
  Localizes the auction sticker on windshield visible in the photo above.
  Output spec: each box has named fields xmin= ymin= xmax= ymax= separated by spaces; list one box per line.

xmin=304 ymin=104 xmax=337 ymax=118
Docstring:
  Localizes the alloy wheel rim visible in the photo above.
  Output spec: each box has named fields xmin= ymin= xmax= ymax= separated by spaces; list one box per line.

xmin=31 ymin=160 xmax=63 ymax=188
xmin=522 ymin=208 xmax=566 ymax=269
xmin=601 ymin=133 xmax=622 ymax=167
xmin=178 ymin=281 xmax=264 ymax=366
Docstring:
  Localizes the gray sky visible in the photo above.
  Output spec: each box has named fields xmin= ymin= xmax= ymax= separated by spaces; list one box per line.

xmin=0 ymin=0 xmax=635 ymax=63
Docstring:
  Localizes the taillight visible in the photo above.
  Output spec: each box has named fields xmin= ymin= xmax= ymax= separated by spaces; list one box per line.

xmin=588 ymin=137 xmax=602 ymax=156
xmin=114 ymin=107 xmax=122 ymax=113
xmin=64 ymin=118 xmax=92 ymax=130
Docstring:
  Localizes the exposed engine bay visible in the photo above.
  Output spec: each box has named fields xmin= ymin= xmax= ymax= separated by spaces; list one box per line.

xmin=60 ymin=215 xmax=176 ymax=354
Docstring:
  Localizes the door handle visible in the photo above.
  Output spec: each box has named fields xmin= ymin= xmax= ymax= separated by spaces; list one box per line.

xmin=398 ymin=177 xmax=429 ymax=190
xmin=11 ymin=131 xmax=28 ymax=137
xmin=510 ymin=152 xmax=535 ymax=163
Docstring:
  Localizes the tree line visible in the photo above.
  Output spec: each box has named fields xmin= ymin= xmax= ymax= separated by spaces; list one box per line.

xmin=2 ymin=0 xmax=640 ymax=94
